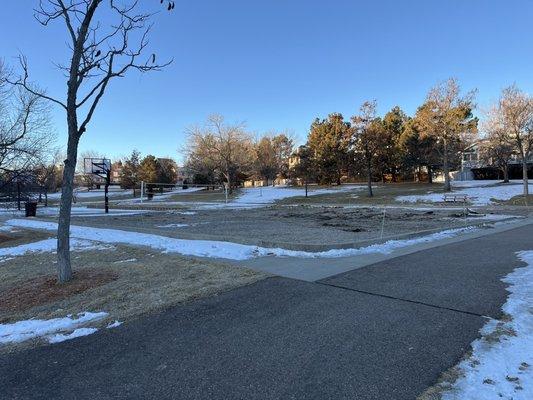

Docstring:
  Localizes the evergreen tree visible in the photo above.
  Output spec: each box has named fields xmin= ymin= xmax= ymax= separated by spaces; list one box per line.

xmin=307 ymin=113 xmax=350 ymax=185
xmin=376 ymin=106 xmax=407 ymax=182
xmin=156 ymin=158 xmax=178 ymax=184
xmin=254 ymin=137 xmax=278 ymax=184
xmin=139 ymin=155 xmax=159 ymax=183
xmin=272 ymin=134 xmax=294 ymax=179
xmin=399 ymin=119 xmax=439 ymax=182
xmin=120 ymin=150 xmax=142 ymax=189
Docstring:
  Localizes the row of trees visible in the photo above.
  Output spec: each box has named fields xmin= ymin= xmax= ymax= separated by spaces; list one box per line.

xmin=185 ymin=80 xmax=532 ymax=200
xmin=302 ymin=78 xmax=478 ymax=195
xmin=184 ymin=114 xmax=294 ymax=192
xmin=119 ymin=150 xmax=177 ymax=190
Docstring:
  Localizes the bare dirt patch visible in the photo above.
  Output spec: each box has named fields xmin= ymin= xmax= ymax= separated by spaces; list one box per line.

xmin=0 ymin=269 xmax=118 ymax=314
xmin=58 ymin=205 xmax=519 ymax=251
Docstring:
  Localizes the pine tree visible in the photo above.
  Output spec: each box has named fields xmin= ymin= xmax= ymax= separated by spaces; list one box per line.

xmin=139 ymin=155 xmax=159 ymax=184
xmin=307 ymin=113 xmax=350 ymax=185
xmin=120 ymin=150 xmax=142 ymax=190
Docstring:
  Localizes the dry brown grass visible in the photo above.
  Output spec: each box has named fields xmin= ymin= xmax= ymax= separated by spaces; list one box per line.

xmin=0 ymin=228 xmax=50 ymax=249
xmin=0 ymin=239 xmax=267 ymax=352
xmin=496 ymin=194 xmax=533 ymax=207
xmin=277 ymin=183 xmax=444 ymax=206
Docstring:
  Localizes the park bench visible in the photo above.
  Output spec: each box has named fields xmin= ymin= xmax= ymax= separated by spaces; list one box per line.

xmin=443 ymin=193 xmax=469 ymax=203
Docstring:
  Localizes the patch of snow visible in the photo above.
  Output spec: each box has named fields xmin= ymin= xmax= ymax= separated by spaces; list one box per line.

xmin=397 ymin=182 xmax=533 ymax=206
xmin=106 ymin=321 xmax=122 ymax=329
xmin=7 ymin=219 xmax=478 ymax=261
xmin=47 ymin=189 xmax=133 ymax=200
xmin=113 ymin=258 xmax=137 ymax=264
xmin=0 ymin=238 xmax=113 ymax=262
xmin=451 ymin=179 xmax=528 ymax=188
xmin=156 ymin=223 xmax=190 ymax=228
xmin=47 ymin=327 xmax=98 ymax=343
xmin=121 ymin=187 xmax=205 ymax=204
xmin=35 ymin=206 xmax=147 ymax=217
xmin=199 ymin=185 xmax=365 ymax=210
xmin=441 ymin=251 xmax=533 ymax=399
xmin=0 ymin=312 xmax=107 ymax=345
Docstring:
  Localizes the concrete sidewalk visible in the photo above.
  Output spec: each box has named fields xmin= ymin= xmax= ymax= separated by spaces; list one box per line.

xmin=235 ymin=217 xmax=533 ymax=281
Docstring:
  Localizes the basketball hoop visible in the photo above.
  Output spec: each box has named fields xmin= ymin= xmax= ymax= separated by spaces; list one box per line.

xmin=84 ymin=158 xmax=111 ymax=177
xmin=84 ymin=158 xmax=112 ymax=213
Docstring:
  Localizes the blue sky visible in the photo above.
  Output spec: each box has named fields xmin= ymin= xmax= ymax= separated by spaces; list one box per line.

xmin=1 ymin=0 xmax=533 ymax=163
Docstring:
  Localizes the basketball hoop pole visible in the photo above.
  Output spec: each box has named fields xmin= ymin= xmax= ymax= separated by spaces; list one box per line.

xmin=105 ymin=169 xmax=110 ymax=213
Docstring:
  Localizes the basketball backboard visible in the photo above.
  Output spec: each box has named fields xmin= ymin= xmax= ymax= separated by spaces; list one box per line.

xmin=84 ymin=158 xmax=111 ymax=176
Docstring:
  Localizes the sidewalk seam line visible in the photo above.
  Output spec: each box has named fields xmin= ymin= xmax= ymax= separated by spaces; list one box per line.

xmin=315 ymin=281 xmax=489 ymax=318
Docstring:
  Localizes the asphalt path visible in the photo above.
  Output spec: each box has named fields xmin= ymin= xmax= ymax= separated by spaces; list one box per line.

xmin=2 ymin=222 xmax=532 ymax=399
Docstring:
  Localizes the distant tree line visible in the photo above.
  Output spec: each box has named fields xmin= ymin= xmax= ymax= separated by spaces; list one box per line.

xmin=299 ymin=78 xmax=479 ymax=196
xmin=117 ymin=150 xmax=178 ymax=192
xmin=183 ymin=114 xmax=294 ymax=192
xmin=183 ymin=79 xmax=480 ymax=195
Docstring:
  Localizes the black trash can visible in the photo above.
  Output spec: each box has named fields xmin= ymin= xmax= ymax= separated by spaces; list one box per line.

xmin=25 ymin=202 xmax=37 ymax=217
xmin=147 ymin=191 xmax=154 ymax=200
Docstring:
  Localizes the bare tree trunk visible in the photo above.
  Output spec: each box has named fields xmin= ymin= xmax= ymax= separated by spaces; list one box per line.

xmin=428 ymin=165 xmax=433 ymax=184
xmin=522 ymin=159 xmax=529 ymax=196
xmin=443 ymin=137 xmax=451 ymax=192
xmin=57 ymin=132 xmax=79 ymax=283
xmin=503 ymin=164 xmax=509 ymax=183
xmin=225 ymin=169 xmax=232 ymax=194
xmin=365 ymin=145 xmax=373 ymax=197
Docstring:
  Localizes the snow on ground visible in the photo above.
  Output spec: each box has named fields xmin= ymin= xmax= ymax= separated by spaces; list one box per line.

xmin=234 ymin=185 xmax=363 ymax=205
xmin=0 ymin=206 xmax=146 ymax=218
xmin=40 ymin=207 xmax=146 ymax=217
xmin=47 ymin=328 xmax=98 ymax=344
xmin=451 ymin=180 xmax=502 ymax=188
xmin=441 ymin=251 xmax=533 ymax=399
xmin=0 ymin=238 xmax=113 ymax=262
xmin=121 ymin=187 xmax=205 ymax=204
xmin=106 ymin=321 xmax=123 ymax=329
xmin=0 ymin=312 xmax=108 ymax=345
xmin=6 ymin=219 xmax=480 ymax=261
xmin=199 ymin=185 xmax=365 ymax=209
xmin=47 ymin=188 xmax=133 ymax=200
xmin=397 ymin=182 xmax=532 ymax=206
xmin=113 ymin=258 xmax=137 ymax=264
xmin=156 ymin=223 xmax=190 ymax=228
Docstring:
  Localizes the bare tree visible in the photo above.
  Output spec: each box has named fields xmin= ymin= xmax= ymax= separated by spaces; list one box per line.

xmin=34 ymin=150 xmax=63 ymax=206
xmin=496 ymin=85 xmax=533 ymax=196
xmin=416 ymin=78 xmax=477 ymax=191
xmin=9 ymin=1 xmax=172 ymax=283
xmin=480 ymin=106 xmax=515 ymax=183
xmin=185 ymin=115 xmax=255 ymax=192
xmin=351 ymin=100 xmax=379 ymax=197
xmin=0 ymin=60 xmax=54 ymax=186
